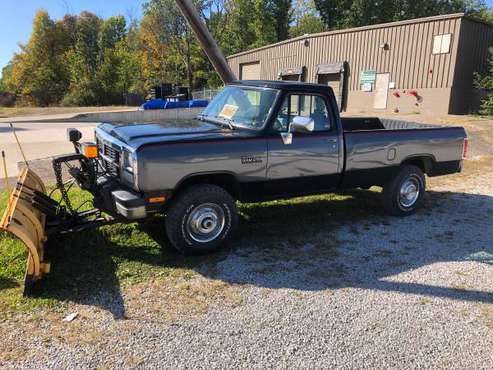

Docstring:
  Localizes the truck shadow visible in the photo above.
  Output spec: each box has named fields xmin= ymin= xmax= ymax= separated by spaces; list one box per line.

xmin=0 ymin=277 xmax=19 ymax=290
xmin=30 ymin=188 xmax=493 ymax=318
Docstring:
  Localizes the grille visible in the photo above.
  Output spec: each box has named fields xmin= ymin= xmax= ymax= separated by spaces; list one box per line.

xmin=96 ymin=137 xmax=120 ymax=176
xmin=104 ymin=145 xmax=120 ymax=163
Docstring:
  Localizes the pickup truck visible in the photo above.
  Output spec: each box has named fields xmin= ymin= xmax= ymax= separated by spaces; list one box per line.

xmin=70 ymin=80 xmax=467 ymax=254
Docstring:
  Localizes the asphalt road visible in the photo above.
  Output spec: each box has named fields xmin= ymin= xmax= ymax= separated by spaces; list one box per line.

xmin=0 ymin=120 xmax=97 ymax=185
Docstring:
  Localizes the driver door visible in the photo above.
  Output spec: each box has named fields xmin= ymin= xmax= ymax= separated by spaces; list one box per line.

xmin=266 ymin=93 xmax=342 ymax=197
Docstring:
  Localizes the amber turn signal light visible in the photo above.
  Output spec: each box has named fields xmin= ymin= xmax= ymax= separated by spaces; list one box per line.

xmin=148 ymin=196 xmax=166 ymax=203
xmin=81 ymin=142 xmax=98 ymax=159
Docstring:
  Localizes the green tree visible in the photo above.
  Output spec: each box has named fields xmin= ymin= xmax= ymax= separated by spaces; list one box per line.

xmin=314 ymin=0 xmax=491 ymax=29
xmin=121 ymin=16 xmax=147 ymax=96
xmin=474 ymin=48 xmax=493 ymax=115
xmin=345 ymin=0 xmax=397 ymax=27
xmin=95 ymin=16 xmax=127 ymax=104
xmin=99 ymin=15 xmax=126 ymax=51
xmin=313 ymin=0 xmax=352 ymax=30
xmin=63 ymin=12 xmax=102 ymax=105
xmin=142 ymin=0 xmax=203 ymax=90
xmin=252 ymin=0 xmax=277 ymax=47
xmin=290 ymin=0 xmax=325 ymax=37
xmin=290 ymin=14 xmax=325 ymax=37
xmin=8 ymin=10 xmax=71 ymax=106
xmin=0 ymin=63 xmax=13 ymax=93
xmin=221 ymin=0 xmax=257 ymax=54
xmin=271 ymin=0 xmax=292 ymax=41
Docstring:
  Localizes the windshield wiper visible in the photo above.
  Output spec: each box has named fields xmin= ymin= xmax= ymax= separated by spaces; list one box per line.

xmin=198 ymin=114 xmax=235 ymax=130
xmin=224 ymin=119 xmax=235 ymax=130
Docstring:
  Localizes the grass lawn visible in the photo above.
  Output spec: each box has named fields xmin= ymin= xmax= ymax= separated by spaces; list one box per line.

xmin=0 ymin=185 xmax=384 ymax=317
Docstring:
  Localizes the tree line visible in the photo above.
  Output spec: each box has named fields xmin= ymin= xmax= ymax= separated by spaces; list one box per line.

xmin=0 ymin=0 xmax=491 ymax=107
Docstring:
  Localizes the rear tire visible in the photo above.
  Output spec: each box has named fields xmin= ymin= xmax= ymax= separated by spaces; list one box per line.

xmin=165 ymin=184 xmax=238 ymax=254
xmin=383 ymin=165 xmax=425 ymax=217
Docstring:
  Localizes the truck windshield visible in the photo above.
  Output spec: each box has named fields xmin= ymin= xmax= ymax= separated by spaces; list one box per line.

xmin=200 ymin=86 xmax=278 ymax=129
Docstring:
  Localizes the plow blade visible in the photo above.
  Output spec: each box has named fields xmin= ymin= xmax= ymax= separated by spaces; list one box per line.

xmin=1 ymin=168 xmax=50 ymax=293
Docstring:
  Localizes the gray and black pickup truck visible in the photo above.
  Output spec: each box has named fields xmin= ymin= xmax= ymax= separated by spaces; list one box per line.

xmin=68 ymin=80 xmax=467 ymax=254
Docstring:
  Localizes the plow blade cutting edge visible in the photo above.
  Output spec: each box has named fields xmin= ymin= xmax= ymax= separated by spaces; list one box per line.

xmin=1 ymin=168 xmax=50 ymax=293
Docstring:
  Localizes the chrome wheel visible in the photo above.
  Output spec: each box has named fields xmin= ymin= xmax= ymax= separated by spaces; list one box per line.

xmin=399 ymin=176 xmax=420 ymax=208
xmin=186 ymin=203 xmax=225 ymax=243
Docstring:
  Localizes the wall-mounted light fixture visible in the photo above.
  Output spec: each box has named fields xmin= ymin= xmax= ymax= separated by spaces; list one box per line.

xmin=304 ymin=39 xmax=310 ymax=47
xmin=379 ymin=42 xmax=390 ymax=51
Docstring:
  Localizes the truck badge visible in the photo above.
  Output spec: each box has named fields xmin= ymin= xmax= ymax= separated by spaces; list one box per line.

xmin=241 ymin=156 xmax=263 ymax=164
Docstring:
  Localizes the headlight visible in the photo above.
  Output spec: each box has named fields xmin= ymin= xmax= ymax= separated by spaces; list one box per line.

xmin=122 ymin=150 xmax=137 ymax=174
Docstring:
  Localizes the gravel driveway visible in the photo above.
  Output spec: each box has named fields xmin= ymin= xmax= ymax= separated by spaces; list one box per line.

xmin=1 ymin=121 xmax=493 ymax=369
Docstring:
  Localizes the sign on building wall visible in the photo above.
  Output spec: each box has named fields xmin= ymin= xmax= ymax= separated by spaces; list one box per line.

xmin=360 ymin=70 xmax=377 ymax=91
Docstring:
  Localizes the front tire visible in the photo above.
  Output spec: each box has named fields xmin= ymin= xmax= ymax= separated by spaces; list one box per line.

xmin=166 ymin=184 xmax=238 ymax=254
xmin=383 ymin=165 xmax=425 ymax=216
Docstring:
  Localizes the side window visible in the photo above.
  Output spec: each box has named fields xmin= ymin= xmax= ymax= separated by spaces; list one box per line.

xmin=273 ymin=94 xmax=331 ymax=132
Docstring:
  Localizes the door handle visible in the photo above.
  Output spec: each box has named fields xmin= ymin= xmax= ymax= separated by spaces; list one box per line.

xmin=327 ymin=138 xmax=338 ymax=150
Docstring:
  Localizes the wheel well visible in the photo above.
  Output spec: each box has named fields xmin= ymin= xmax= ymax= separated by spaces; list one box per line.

xmin=176 ymin=173 xmax=241 ymax=199
xmin=402 ymin=157 xmax=433 ymax=174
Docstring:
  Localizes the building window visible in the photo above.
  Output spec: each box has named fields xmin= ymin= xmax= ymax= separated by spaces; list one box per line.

xmin=432 ymin=34 xmax=452 ymax=54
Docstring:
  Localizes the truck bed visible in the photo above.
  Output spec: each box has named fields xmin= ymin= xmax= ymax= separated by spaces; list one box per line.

xmin=341 ymin=117 xmax=440 ymax=132
xmin=340 ymin=117 xmax=467 ymax=188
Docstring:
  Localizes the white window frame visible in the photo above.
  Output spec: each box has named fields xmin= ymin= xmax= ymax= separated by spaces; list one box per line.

xmin=432 ymin=34 xmax=452 ymax=55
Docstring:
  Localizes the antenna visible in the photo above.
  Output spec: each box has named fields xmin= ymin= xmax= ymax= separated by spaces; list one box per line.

xmin=9 ymin=123 xmax=29 ymax=168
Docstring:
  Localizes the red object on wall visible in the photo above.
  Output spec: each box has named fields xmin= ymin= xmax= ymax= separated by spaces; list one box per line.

xmin=408 ymin=89 xmax=419 ymax=98
xmin=393 ymin=91 xmax=401 ymax=98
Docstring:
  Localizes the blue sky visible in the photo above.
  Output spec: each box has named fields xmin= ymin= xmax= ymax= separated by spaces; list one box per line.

xmin=1 ymin=0 xmax=493 ymax=75
xmin=0 ymin=0 xmax=146 ymax=73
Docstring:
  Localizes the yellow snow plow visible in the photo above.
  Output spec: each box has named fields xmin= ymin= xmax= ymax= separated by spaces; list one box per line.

xmin=1 ymin=168 xmax=50 ymax=292
xmin=1 ymin=151 xmax=113 ymax=294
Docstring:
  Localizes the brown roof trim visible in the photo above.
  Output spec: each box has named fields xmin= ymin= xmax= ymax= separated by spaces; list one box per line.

xmin=228 ymin=12 xmax=466 ymax=59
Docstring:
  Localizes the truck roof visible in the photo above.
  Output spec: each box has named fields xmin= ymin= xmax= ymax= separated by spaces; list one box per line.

xmin=230 ymin=80 xmax=331 ymax=93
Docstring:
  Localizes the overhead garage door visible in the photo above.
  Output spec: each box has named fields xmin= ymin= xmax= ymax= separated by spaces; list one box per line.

xmin=316 ymin=62 xmax=347 ymax=112
xmin=240 ymin=62 xmax=261 ymax=80
xmin=318 ymin=74 xmax=341 ymax=102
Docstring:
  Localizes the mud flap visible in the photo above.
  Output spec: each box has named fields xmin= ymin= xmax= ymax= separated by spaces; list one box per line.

xmin=1 ymin=168 xmax=50 ymax=294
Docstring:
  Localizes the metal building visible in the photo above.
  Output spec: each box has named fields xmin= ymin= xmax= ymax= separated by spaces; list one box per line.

xmin=227 ymin=13 xmax=493 ymax=114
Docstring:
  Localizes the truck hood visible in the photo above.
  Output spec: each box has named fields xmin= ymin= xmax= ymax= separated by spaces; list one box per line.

xmin=97 ymin=118 xmax=256 ymax=148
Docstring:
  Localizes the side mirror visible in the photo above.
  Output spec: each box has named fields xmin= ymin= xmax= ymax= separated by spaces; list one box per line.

xmin=67 ymin=128 xmax=82 ymax=143
xmin=291 ymin=116 xmax=315 ymax=133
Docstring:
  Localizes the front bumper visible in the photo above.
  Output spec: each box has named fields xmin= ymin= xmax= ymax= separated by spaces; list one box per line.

xmin=112 ymin=189 xmax=147 ymax=220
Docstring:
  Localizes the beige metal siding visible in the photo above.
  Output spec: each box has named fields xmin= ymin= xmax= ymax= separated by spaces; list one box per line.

xmin=453 ymin=18 xmax=493 ymax=89
xmin=228 ymin=14 xmax=466 ymax=91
